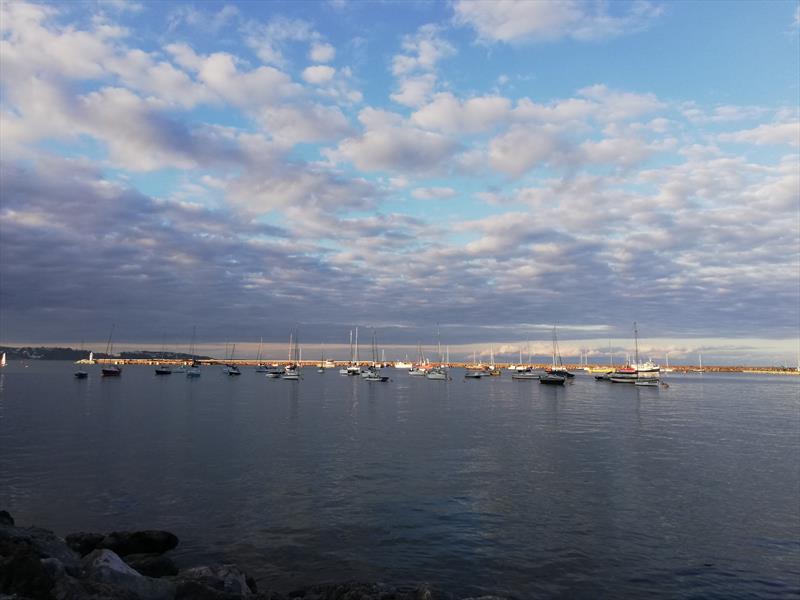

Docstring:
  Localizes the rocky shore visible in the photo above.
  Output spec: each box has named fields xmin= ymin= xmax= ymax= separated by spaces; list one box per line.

xmin=0 ymin=512 xmax=505 ymax=600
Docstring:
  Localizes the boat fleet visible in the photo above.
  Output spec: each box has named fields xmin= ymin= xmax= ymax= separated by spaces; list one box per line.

xmin=68 ymin=322 xmax=671 ymax=387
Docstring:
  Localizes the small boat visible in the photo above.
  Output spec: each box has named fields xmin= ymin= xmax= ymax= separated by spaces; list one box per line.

xmin=635 ymin=380 xmax=659 ymax=387
xmin=101 ymin=365 xmax=122 ymax=377
xmin=539 ymin=373 xmax=566 ymax=385
xmin=394 ymin=361 xmax=413 ymax=369
xmin=74 ymin=370 xmax=88 ymax=379
xmin=225 ymin=365 xmax=241 ymax=376
xmin=425 ymin=367 xmax=448 ymax=380
xmin=365 ymin=373 xmax=389 ymax=382
xmin=512 ymin=369 xmax=539 ymax=380
xmin=465 ymin=370 xmax=483 ymax=378
xmin=282 ymin=367 xmax=300 ymax=380
xmin=0 ymin=352 xmax=5 ymax=368
xmin=594 ymin=372 xmax=613 ymax=381
xmin=155 ymin=365 xmax=172 ymax=375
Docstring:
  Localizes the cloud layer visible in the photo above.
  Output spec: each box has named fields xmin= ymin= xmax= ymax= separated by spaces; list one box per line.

xmin=1 ymin=1 xmax=798 ymax=365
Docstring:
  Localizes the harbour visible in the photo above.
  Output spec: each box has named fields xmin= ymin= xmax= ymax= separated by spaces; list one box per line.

xmin=0 ymin=361 xmax=797 ymax=598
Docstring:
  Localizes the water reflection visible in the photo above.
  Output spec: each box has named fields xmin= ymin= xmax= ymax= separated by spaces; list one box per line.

xmin=0 ymin=363 xmax=797 ymax=599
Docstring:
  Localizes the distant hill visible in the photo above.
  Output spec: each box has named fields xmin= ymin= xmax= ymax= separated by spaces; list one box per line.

xmin=0 ymin=346 xmax=211 ymax=361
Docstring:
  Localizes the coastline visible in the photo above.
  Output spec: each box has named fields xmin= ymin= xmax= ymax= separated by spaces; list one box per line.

xmin=0 ymin=511 xmax=507 ymax=600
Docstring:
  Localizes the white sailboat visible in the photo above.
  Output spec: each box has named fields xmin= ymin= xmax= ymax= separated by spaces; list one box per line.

xmin=282 ymin=332 xmax=301 ymax=380
xmin=0 ymin=352 xmax=5 ymax=368
xmin=186 ymin=326 xmax=201 ymax=377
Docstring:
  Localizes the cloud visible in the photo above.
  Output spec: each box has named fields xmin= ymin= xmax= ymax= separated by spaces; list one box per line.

xmin=390 ymin=74 xmax=436 ymax=108
xmin=411 ymin=187 xmax=457 ymax=200
xmin=390 ymin=24 xmax=454 ymax=108
xmin=412 ymin=92 xmax=512 ymax=133
xmin=336 ymin=108 xmax=457 ymax=173
xmin=718 ymin=121 xmax=800 ymax=147
xmin=453 ymin=0 xmax=663 ymax=44
xmin=302 ymin=65 xmax=336 ymax=84
xmin=309 ymin=41 xmax=336 ymax=62
xmin=243 ymin=16 xmax=318 ymax=67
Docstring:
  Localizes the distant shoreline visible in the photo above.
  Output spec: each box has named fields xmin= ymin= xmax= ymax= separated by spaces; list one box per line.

xmin=2 ymin=354 xmax=798 ymax=375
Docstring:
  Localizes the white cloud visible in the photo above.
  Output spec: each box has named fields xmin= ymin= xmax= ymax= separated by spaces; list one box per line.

xmin=390 ymin=74 xmax=436 ymax=108
xmin=718 ymin=122 xmax=800 ymax=147
xmin=302 ymin=65 xmax=336 ymax=84
xmin=391 ymin=24 xmax=454 ymax=108
xmin=453 ymin=0 xmax=663 ymax=43
xmin=243 ymin=16 xmax=318 ymax=67
xmin=309 ymin=41 xmax=336 ymax=62
xmin=412 ymin=92 xmax=511 ymax=133
xmin=488 ymin=124 xmax=568 ymax=177
xmin=411 ymin=187 xmax=457 ymax=200
xmin=392 ymin=24 xmax=455 ymax=75
xmin=337 ymin=108 xmax=457 ymax=173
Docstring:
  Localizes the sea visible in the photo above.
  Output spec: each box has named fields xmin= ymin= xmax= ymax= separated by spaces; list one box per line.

xmin=0 ymin=361 xmax=798 ymax=598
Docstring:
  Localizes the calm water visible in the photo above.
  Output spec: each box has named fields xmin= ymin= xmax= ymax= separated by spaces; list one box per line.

xmin=0 ymin=361 xmax=798 ymax=598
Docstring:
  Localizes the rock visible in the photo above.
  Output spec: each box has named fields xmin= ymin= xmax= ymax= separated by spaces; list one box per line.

xmin=82 ymin=549 xmax=175 ymax=600
xmin=65 ymin=532 xmax=105 ymax=557
xmin=52 ymin=574 xmax=142 ymax=600
xmin=0 ymin=522 xmax=81 ymax=573
xmin=0 ymin=512 xmax=14 ymax=527
xmin=100 ymin=531 xmax=178 ymax=557
xmin=124 ymin=553 xmax=179 ymax=578
xmin=173 ymin=565 xmax=253 ymax=596
xmin=0 ymin=538 xmax=55 ymax=598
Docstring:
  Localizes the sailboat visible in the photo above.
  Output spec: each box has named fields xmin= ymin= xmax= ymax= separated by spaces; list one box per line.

xmin=346 ymin=328 xmax=361 ymax=375
xmin=540 ymin=327 xmax=566 ymax=385
xmin=73 ymin=340 xmax=89 ymax=378
xmin=255 ymin=337 xmax=270 ymax=372
xmin=364 ymin=331 xmax=389 ymax=382
xmin=487 ymin=345 xmax=501 ymax=376
xmin=465 ymin=350 xmax=484 ymax=378
xmin=282 ymin=332 xmax=301 ymax=380
xmin=0 ymin=352 xmax=5 ymax=368
xmin=224 ymin=343 xmax=241 ymax=375
xmin=609 ymin=322 xmax=660 ymax=383
xmin=101 ymin=325 xmax=122 ymax=377
xmin=154 ymin=334 xmax=172 ymax=375
xmin=317 ymin=344 xmax=326 ymax=373
xmin=425 ymin=325 xmax=448 ymax=380
xmin=186 ymin=326 xmax=201 ymax=377
xmin=693 ymin=354 xmax=704 ymax=374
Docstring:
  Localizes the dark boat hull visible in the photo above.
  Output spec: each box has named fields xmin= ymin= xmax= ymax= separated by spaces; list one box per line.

xmin=101 ymin=368 xmax=121 ymax=377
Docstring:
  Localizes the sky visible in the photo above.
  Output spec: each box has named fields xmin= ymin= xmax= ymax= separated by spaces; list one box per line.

xmin=0 ymin=0 xmax=798 ymax=366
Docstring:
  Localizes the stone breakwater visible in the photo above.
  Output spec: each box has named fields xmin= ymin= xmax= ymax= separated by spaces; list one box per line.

xmin=0 ymin=512 xmax=507 ymax=600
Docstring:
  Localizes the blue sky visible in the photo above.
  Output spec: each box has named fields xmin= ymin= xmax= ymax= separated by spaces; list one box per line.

xmin=1 ymin=0 xmax=798 ymax=365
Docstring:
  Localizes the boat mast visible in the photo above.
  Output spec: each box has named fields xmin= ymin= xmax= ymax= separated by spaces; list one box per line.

xmin=634 ymin=321 xmax=640 ymax=367
xmin=105 ymin=324 xmax=115 ymax=357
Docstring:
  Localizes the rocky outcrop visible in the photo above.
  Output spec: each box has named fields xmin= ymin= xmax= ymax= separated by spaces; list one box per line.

xmin=66 ymin=531 xmax=178 ymax=558
xmin=0 ymin=512 xmax=511 ymax=600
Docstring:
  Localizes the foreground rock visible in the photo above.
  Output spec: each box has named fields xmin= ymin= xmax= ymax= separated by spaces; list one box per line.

xmin=66 ymin=531 xmax=178 ymax=558
xmin=0 ymin=512 xmax=510 ymax=600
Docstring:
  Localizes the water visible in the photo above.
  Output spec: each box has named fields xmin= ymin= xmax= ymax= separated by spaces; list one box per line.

xmin=0 ymin=362 xmax=798 ymax=598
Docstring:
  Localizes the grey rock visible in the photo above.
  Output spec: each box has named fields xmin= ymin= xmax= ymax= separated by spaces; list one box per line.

xmin=0 ymin=523 xmax=80 ymax=572
xmin=173 ymin=565 xmax=252 ymax=596
xmin=82 ymin=549 xmax=175 ymax=600
xmin=124 ymin=553 xmax=178 ymax=578
xmin=100 ymin=531 xmax=178 ymax=557
xmin=65 ymin=532 xmax=105 ymax=557
xmin=0 ymin=513 xmax=13 ymax=527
